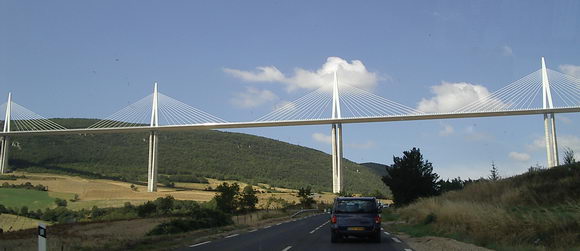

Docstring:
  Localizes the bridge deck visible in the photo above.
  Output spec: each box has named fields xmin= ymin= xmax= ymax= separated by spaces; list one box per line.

xmin=1 ymin=107 xmax=579 ymax=136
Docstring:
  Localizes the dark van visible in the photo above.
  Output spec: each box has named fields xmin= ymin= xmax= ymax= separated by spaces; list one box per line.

xmin=330 ymin=197 xmax=381 ymax=243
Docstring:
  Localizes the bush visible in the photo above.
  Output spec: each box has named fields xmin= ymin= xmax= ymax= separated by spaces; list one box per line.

xmin=54 ymin=198 xmax=68 ymax=207
xmin=148 ymin=208 xmax=232 ymax=235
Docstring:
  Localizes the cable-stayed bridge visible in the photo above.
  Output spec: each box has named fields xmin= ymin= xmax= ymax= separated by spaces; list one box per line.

xmin=1 ymin=58 xmax=579 ymax=193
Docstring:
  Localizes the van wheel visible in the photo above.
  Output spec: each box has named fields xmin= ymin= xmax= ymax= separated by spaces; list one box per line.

xmin=373 ymin=231 xmax=381 ymax=243
xmin=331 ymin=232 xmax=340 ymax=243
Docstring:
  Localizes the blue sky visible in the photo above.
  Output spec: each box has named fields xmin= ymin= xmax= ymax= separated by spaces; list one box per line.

xmin=1 ymin=1 xmax=579 ymax=179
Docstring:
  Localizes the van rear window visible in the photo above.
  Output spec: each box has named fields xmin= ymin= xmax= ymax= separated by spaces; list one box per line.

xmin=334 ymin=200 xmax=376 ymax=213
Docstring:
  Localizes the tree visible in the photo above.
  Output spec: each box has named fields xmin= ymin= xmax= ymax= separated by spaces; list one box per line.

xmin=20 ymin=206 xmax=29 ymax=216
xmin=214 ymin=182 xmax=240 ymax=214
xmin=563 ymin=147 xmax=576 ymax=165
xmin=437 ymin=177 xmax=465 ymax=193
xmin=381 ymin=147 xmax=439 ymax=206
xmin=489 ymin=162 xmax=500 ymax=181
xmin=239 ymin=185 xmax=259 ymax=212
xmin=155 ymin=196 xmax=175 ymax=214
xmin=296 ymin=186 xmax=315 ymax=208
xmin=55 ymin=198 xmax=68 ymax=207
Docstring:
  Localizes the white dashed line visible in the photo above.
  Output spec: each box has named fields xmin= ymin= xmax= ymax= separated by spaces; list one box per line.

xmin=383 ymin=231 xmax=390 ymax=235
xmin=225 ymin=234 xmax=239 ymax=239
xmin=276 ymin=223 xmax=282 ymax=225
xmin=391 ymin=237 xmax=402 ymax=243
xmin=263 ymin=225 xmax=271 ymax=229
xmin=404 ymin=249 xmax=413 ymax=251
xmin=282 ymin=246 xmax=292 ymax=251
xmin=189 ymin=241 xmax=210 ymax=247
xmin=249 ymin=229 xmax=257 ymax=233
xmin=309 ymin=221 xmax=329 ymax=234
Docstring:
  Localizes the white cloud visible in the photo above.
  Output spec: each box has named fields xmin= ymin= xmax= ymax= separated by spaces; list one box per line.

xmin=528 ymin=135 xmax=580 ymax=159
xmin=559 ymin=64 xmax=580 ymax=78
xmin=231 ymin=87 xmax=278 ymax=108
xmin=501 ymin=45 xmax=513 ymax=56
xmin=509 ymin=152 xmax=531 ymax=161
xmin=417 ymin=82 xmax=495 ymax=113
xmin=224 ymin=57 xmax=380 ymax=92
xmin=463 ymin=125 xmax=494 ymax=141
xmin=223 ymin=66 xmax=285 ymax=82
xmin=348 ymin=140 xmax=377 ymax=149
xmin=439 ymin=123 xmax=454 ymax=136
xmin=312 ymin=132 xmax=331 ymax=144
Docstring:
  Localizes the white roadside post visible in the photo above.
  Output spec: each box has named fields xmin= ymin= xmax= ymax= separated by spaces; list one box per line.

xmin=38 ymin=223 xmax=47 ymax=251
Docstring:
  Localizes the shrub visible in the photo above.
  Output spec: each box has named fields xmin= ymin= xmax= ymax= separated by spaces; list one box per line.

xmin=54 ymin=198 xmax=68 ymax=207
xmin=147 ymin=208 xmax=232 ymax=235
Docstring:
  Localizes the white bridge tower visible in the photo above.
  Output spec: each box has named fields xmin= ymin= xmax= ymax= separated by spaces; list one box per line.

xmin=541 ymin=57 xmax=559 ymax=167
xmin=0 ymin=93 xmax=11 ymax=174
xmin=331 ymin=71 xmax=344 ymax=193
xmin=147 ymin=83 xmax=159 ymax=192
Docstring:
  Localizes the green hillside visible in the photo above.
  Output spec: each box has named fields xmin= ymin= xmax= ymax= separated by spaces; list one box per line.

xmin=360 ymin=162 xmax=388 ymax=177
xmin=6 ymin=118 xmax=389 ymax=194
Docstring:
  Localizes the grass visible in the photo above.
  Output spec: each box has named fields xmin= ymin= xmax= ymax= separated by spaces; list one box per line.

xmin=0 ymin=214 xmax=50 ymax=232
xmin=390 ymin=163 xmax=580 ymax=250
xmin=0 ymin=188 xmax=62 ymax=210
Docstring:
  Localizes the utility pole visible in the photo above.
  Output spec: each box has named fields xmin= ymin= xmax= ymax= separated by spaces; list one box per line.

xmin=0 ymin=93 xmax=11 ymax=174
xmin=331 ymin=71 xmax=344 ymax=193
xmin=147 ymin=83 xmax=159 ymax=192
xmin=541 ymin=57 xmax=559 ymax=167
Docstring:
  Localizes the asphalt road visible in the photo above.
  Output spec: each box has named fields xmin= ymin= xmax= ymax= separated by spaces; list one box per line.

xmin=178 ymin=214 xmax=414 ymax=251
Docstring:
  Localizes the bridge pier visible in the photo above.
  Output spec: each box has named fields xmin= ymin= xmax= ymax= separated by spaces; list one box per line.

xmin=0 ymin=137 xmax=9 ymax=174
xmin=331 ymin=71 xmax=344 ymax=193
xmin=331 ymin=123 xmax=343 ymax=193
xmin=541 ymin=58 xmax=559 ymax=167
xmin=1 ymin=93 xmax=11 ymax=174
xmin=147 ymin=83 xmax=159 ymax=192
xmin=147 ymin=131 xmax=159 ymax=192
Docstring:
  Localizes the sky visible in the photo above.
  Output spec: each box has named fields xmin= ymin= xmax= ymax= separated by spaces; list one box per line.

xmin=1 ymin=1 xmax=579 ymax=180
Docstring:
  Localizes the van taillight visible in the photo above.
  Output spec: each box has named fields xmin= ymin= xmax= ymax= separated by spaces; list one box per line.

xmin=374 ymin=215 xmax=381 ymax=224
xmin=331 ymin=215 xmax=337 ymax=224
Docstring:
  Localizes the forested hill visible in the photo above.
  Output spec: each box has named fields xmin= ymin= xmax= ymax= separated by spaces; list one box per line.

xmin=7 ymin=118 xmax=388 ymax=194
xmin=360 ymin=162 xmax=388 ymax=177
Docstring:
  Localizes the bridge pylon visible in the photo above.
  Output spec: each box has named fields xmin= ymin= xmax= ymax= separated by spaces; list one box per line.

xmin=0 ymin=93 xmax=11 ymax=174
xmin=331 ymin=71 xmax=344 ymax=193
xmin=541 ymin=58 xmax=559 ymax=168
xmin=147 ymin=83 xmax=159 ymax=192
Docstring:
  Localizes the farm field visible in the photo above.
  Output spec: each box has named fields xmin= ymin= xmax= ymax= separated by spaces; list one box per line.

xmin=1 ymin=172 xmax=340 ymax=210
xmin=0 ymin=188 xmax=65 ymax=210
xmin=0 ymin=214 xmax=50 ymax=232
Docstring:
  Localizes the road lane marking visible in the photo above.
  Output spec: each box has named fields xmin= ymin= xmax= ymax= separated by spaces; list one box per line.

xmin=282 ymin=246 xmax=292 ymax=251
xmin=391 ymin=237 xmax=402 ymax=243
xmin=249 ymin=229 xmax=257 ymax=232
xmin=383 ymin=231 xmax=390 ymax=235
xmin=225 ymin=234 xmax=239 ymax=239
xmin=263 ymin=225 xmax=271 ymax=229
xmin=276 ymin=223 xmax=282 ymax=225
xmin=189 ymin=241 xmax=210 ymax=247
xmin=404 ymin=249 xmax=413 ymax=251
xmin=309 ymin=221 xmax=329 ymax=234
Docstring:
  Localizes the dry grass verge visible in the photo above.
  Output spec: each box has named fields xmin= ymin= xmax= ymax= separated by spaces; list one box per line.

xmin=395 ymin=164 xmax=580 ymax=250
